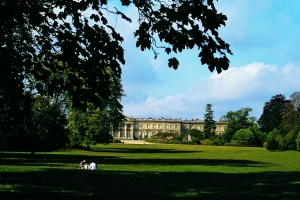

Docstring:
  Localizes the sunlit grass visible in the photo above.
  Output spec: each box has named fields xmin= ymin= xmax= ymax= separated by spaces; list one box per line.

xmin=0 ymin=143 xmax=299 ymax=199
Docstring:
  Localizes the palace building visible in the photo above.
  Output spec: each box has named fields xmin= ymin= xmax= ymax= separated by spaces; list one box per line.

xmin=113 ymin=116 xmax=228 ymax=140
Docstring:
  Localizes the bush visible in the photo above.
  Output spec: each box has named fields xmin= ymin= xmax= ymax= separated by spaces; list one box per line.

xmin=254 ymin=131 xmax=267 ymax=147
xmin=283 ymin=131 xmax=296 ymax=150
xmin=112 ymin=138 xmax=122 ymax=143
xmin=231 ymin=129 xmax=254 ymax=145
xmin=203 ymin=139 xmax=213 ymax=145
xmin=296 ymin=131 xmax=300 ymax=152
xmin=266 ymin=129 xmax=283 ymax=151
xmin=191 ymin=138 xmax=199 ymax=144
xmin=187 ymin=129 xmax=203 ymax=140
xmin=212 ymin=136 xmax=226 ymax=146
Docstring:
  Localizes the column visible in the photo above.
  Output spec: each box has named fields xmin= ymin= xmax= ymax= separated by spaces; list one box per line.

xmin=130 ymin=123 xmax=134 ymax=139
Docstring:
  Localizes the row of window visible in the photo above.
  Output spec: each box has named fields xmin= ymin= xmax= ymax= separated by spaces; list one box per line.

xmin=134 ymin=124 xmax=224 ymax=131
xmin=136 ymin=124 xmax=179 ymax=129
xmin=189 ymin=126 xmax=224 ymax=131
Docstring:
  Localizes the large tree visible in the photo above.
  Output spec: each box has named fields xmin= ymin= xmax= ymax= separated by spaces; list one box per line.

xmin=221 ymin=107 xmax=256 ymax=142
xmin=1 ymin=0 xmax=231 ymax=143
xmin=1 ymin=0 xmax=231 ymax=108
xmin=2 ymin=93 xmax=69 ymax=155
xmin=203 ymin=103 xmax=216 ymax=139
xmin=258 ymin=94 xmax=288 ymax=133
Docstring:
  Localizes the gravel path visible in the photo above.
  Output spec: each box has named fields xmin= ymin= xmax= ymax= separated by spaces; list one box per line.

xmin=122 ymin=140 xmax=154 ymax=144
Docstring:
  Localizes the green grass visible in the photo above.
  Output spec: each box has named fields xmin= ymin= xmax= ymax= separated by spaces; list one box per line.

xmin=1 ymin=144 xmax=299 ymax=199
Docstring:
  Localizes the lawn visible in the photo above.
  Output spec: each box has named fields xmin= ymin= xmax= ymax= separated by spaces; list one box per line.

xmin=0 ymin=143 xmax=299 ymax=199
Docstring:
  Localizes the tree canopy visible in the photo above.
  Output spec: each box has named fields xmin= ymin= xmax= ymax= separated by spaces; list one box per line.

xmin=203 ymin=103 xmax=216 ymax=139
xmin=258 ymin=94 xmax=287 ymax=133
xmin=1 ymin=0 xmax=231 ymax=147
xmin=221 ymin=107 xmax=256 ymax=142
xmin=1 ymin=0 xmax=231 ymax=112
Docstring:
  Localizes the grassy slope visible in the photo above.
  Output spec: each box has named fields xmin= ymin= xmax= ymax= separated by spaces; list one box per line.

xmin=0 ymin=144 xmax=299 ymax=199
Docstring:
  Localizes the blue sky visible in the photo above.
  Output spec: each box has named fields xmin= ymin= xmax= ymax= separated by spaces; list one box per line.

xmin=102 ymin=0 xmax=300 ymax=120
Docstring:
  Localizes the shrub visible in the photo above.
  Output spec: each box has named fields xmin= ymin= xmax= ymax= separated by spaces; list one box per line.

xmin=173 ymin=134 xmax=183 ymax=141
xmin=231 ymin=129 xmax=254 ymax=145
xmin=263 ymin=141 xmax=267 ymax=148
xmin=203 ymin=139 xmax=213 ymax=145
xmin=187 ymin=129 xmax=203 ymax=140
xmin=266 ymin=129 xmax=283 ymax=151
xmin=283 ymin=131 xmax=296 ymax=150
xmin=296 ymin=131 xmax=300 ymax=152
xmin=191 ymin=138 xmax=199 ymax=144
xmin=112 ymin=138 xmax=122 ymax=143
xmin=254 ymin=131 xmax=267 ymax=147
xmin=212 ymin=136 xmax=226 ymax=146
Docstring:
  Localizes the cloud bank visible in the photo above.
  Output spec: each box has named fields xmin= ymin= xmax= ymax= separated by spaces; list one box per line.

xmin=123 ymin=62 xmax=300 ymax=120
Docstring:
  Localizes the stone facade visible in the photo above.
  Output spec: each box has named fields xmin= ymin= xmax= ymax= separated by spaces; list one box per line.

xmin=113 ymin=116 xmax=227 ymax=140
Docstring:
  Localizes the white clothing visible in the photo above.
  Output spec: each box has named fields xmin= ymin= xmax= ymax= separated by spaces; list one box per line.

xmin=89 ymin=162 xmax=97 ymax=170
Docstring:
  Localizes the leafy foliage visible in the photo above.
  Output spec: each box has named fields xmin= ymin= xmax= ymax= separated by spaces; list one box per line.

xmin=283 ymin=125 xmax=300 ymax=150
xmin=203 ymin=104 xmax=216 ymax=139
xmin=258 ymin=94 xmax=287 ymax=133
xmin=1 ymin=0 xmax=231 ymax=111
xmin=221 ymin=107 xmax=256 ymax=142
xmin=67 ymin=106 xmax=123 ymax=149
xmin=187 ymin=129 xmax=203 ymax=140
xmin=281 ymin=92 xmax=300 ymax=133
xmin=231 ymin=129 xmax=254 ymax=145
xmin=3 ymin=94 xmax=68 ymax=153
xmin=296 ymin=131 xmax=300 ymax=152
xmin=132 ymin=0 xmax=232 ymax=72
xmin=211 ymin=135 xmax=226 ymax=146
xmin=1 ymin=0 xmax=231 ymax=146
xmin=265 ymin=129 xmax=283 ymax=151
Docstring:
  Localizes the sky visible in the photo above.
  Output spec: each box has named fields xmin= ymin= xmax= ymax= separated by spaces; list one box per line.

xmin=102 ymin=0 xmax=300 ymax=120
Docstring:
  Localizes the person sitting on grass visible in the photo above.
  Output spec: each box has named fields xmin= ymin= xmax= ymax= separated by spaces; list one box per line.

xmin=78 ymin=160 xmax=86 ymax=169
xmin=89 ymin=162 xmax=97 ymax=170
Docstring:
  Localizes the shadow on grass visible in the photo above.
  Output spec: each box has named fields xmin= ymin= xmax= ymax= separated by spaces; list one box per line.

xmin=1 ymin=169 xmax=299 ymax=199
xmin=90 ymin=147 xmax=203 ymax=154
xmin=0 ymin=152 xmax=270 ymax=167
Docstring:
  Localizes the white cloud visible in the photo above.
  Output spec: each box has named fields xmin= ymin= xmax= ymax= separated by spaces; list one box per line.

xmin=123 ymin=62 xmax=300 ymax=119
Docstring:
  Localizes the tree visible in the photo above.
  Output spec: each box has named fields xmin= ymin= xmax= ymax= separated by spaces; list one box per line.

xmin=258 ymin=94 xmax=287 ymax=133
xmin=2 ymin=1 xmax=231 ymax=145
xmin=203 ymin=104 xmax=216 ymax=139
xmin=281 ymin=92 xmax=300 ymax=133
xmin=68 ymin=107 xmax=122 ymax=150
xmin=3 ymin=93 xmax=69 ymax=155
xmin=187 ymin=129 xmax=203 ymax=140
xmin=1 ymin=0 xmax=231 ymax=116
xmin=221 ymin=107 xmax=256 ymax=142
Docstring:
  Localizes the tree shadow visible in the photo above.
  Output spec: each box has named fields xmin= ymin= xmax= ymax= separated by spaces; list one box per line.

xmin=0 ymin=152 xmax=271 ymax=167
xmin=91 ymin=147 xmax=202 ymax=154
xmin=1 ymin=169 xmax=299 ymax=199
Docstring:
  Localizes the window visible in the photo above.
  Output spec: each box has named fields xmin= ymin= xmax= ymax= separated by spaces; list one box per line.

xmin=135 ymin=124 xmax=138 ymax=128
xmin=175 ymin=125 xmax=178 ymax=129
xmin=165 ymin=125 xmax=168 ymax=129
xmin=170 ymin=125 xmax=173 ymax=129
xmin=219 ymin=126 xmax=223 ymax=131
xmin=153 ymin=124 xmax=156 ymax=128
xmin=200 ymin=126 xmax=203 ymax=130
xmin=159 ymin=124 xmax=162 ymax=128
xmin=195 ymin=126 xmax=198 ymax=129
xmin=147 ymin=124 xmax=150 ymax=129
xmin=141 ymin=124 xmax=144 ymax=128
